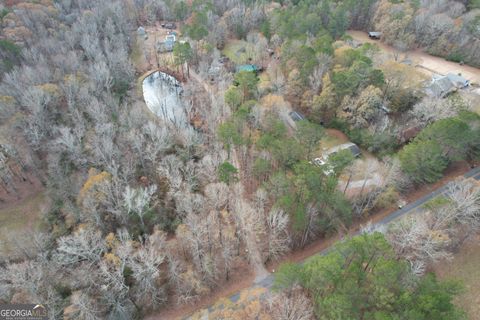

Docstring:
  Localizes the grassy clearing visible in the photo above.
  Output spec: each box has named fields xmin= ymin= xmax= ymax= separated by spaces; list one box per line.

xmin=222 ymin=40 xmax=254 ymax=65
xmin=0 ymin=192 xmax=45 ymax=257
xmin=316 ymin=128 xmax=350 ymax=157
xmin=433 ymin=235 xmax=480 ymax=320
xmin=258 ymin=72 xmax=271 ymax=95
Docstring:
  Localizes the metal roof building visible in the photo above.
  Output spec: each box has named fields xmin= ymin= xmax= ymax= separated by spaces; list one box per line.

xmin=235 ymin=64 xmax=260 ymax=73
xmin=324 ymin=143 xmax=361 ymax=159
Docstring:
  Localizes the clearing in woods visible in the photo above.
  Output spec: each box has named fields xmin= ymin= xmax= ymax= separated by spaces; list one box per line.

xmin=347 ymin=30 xmax=480 ymax=85
xmin=434 ymin=234 xmax=480 ymax=320
xmin=0 ymin=192 xmax=46 ymax=258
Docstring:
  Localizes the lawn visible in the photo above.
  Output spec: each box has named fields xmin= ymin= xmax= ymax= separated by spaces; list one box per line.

xmin=315 ymin=129 xmax=386 ymax=189
xmin=433 ymin=234 xmax=480 ymax=320
xmin=0 ymin=191 xmax=45 ymax=259
xmin=222 ymin=40 xmax=254 ymax=65
xmin=316 ymin=128 xmax=350 ymax=156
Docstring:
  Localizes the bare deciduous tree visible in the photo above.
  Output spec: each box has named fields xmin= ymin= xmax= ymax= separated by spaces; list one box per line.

xmin=129 ymin=230 xmax=167 ymax=306
xmin=54 ymin=227 xmax=106 ymax=266
xmin=123 ymin=184 xmax=157 ymax=228
xmin=265 ymin=207 xmax=290 ymax=262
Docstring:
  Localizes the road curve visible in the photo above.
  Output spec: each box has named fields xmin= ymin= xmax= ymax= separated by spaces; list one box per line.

xmin=185 ymin=166 xmax=480 ymax=319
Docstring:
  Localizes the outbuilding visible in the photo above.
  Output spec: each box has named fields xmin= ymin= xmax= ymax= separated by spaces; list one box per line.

xmin=324 ymin=143 xmax=361 ymax=160
xmin=368 ymin=32 xmax=382 ymax=40
xmin=288 ymin=111 xmax=306 ymax=122
xmin=235 ymin=64 xmax=261 ymax=73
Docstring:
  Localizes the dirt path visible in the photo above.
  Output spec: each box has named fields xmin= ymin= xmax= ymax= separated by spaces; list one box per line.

xmin=347 ymin=30 xmax=480 ymax=85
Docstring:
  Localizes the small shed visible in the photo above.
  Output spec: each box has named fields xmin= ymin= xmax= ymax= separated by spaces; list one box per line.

xmin=324 ymin=143 xmax=361 ymax=159
xmin=235 ymin=64 xmax=261 ymax=73
xmin=288 ymin=111 xmax=305 ymax=122
xmin=368 ymin=32 xmax=382 ymax=40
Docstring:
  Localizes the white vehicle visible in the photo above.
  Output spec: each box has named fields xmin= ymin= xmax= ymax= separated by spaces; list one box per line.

xmin=312 ymin=157 xmax=334 ymax=175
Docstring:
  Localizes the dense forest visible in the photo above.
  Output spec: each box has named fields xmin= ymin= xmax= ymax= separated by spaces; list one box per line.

xmin=0 ymin=0 xmax=479 ymax=319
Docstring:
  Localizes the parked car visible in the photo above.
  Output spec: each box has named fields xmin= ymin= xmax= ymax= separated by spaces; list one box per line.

xmin=163 ymin=22 xmax=176 ymax=29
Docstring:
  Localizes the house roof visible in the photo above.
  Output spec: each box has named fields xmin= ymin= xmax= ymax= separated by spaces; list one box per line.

xmin=157 ymin=40 xmax=174 ymax=52
xmin=446 ymin=73 xmax=469 ymax=87
xmin=164 ymin=40 xmax=174 ymax=49
xmin=426 ymin=72 xmax=470 ymax=97
xmin=426 ymin=76 xmax=455 ymax=97
xmin=368 ymin=32 xmax=382 ymax=37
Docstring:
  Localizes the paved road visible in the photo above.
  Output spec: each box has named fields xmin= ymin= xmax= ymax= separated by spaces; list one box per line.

xmin=189 ymin=166 xmax=480 ymax=317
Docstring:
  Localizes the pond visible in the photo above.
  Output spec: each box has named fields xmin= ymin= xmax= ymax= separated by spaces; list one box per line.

xmin=142 ymin=71 xmax=187 ymax=127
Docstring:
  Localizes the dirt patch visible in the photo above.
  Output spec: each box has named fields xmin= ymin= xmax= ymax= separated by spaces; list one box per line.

xmin=433 ymin=234 xmax=480 ymax=320
xmin=0 ymin=191 xmax=46 ymax=259
xmin=0 ymin=172 xmax=43 ymax=210
xmin=222 ymin=39 xmax=253 ymax=65
xmin=315 ymin=128 xmax=350 ymax=157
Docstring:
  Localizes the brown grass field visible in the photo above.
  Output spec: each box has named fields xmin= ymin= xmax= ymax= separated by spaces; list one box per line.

xmin=434 ymin=234 xmax=480 ymax=320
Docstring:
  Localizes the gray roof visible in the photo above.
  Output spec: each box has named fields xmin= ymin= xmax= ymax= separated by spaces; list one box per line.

xmin=157 ymin=40 xmax=174 ymax=52
xmin=289 ymin=111 xmax=305 ymax=122
xmin=426 ymin=73 xmax=469 ymax=97
xmin=426 ymin=76 xmax=455 ymax=97
xmin=325 ymin=143 xmax=361 ymax=158
xmin=446 ymin=73 xmax=469 ymax=88
xmin=368 ymin=32 xmax=382 ymax=37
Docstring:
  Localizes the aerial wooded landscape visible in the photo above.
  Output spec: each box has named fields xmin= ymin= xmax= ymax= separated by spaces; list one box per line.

xmin=0 ymin=0 xmax=479 ymax=319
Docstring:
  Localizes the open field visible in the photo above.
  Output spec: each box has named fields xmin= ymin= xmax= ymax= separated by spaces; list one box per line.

xmin=0 ymin=192 xmax=45 ymax=258
xmin=222 ymin=40 xmax=254 ymax=65
xmin=434 ymin=234 xmax=480 ymax=320
xmin=317 ymin=128 xmax=350 ymax=152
